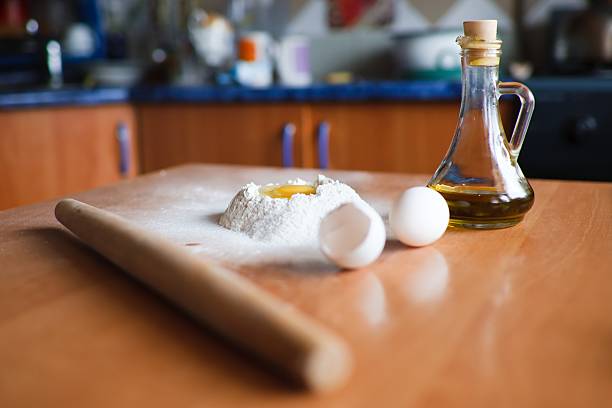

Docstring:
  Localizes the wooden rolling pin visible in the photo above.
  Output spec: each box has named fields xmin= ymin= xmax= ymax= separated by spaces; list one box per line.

xmin=55 ymin=198 xmax=352 ymax=392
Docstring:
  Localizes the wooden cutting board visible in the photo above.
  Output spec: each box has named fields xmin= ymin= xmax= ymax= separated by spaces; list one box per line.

xmin=1 ymin=164 xmax=611 ymax=407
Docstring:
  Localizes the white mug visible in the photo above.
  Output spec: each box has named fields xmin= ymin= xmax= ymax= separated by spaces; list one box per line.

xmin=276 ymin=36 xmax=312 ymax=87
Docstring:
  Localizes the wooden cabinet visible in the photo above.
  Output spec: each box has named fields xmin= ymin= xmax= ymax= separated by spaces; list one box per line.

xmin=138 ymin=104 xmax=311 ymax=172
xmin=309 ymin=102 xmax=458 ymax=174
xmin=138 ymin=102 xmax=466 ymax=175
xmin=0 ymin=105 xmax=138 ymax=210
xmin=0 ymin=98 xmax=516 ymax=210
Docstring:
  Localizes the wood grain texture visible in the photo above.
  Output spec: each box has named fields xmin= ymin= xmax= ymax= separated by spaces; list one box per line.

xmin=137 ymin=104 xmax=311 ymax=172
xmin=1 ymin=164 xmax=611 ymax=407
xmin=0 ymin=104 xmax=139 ymax=210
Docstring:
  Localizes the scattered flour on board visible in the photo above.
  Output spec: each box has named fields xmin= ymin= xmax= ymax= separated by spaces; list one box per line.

xmin=107 ymin=174 xmax=385 ymax=268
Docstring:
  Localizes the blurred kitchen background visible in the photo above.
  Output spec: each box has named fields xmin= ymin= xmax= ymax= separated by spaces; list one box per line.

xmin=4 ymin=0 xmax=612 ymax=84
xmin=0 ymin=0 xmax=611 ymax=210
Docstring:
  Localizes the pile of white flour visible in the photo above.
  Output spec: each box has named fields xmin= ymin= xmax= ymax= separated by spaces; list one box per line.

xmin=219 ymin=175 xmax=365 ymax=244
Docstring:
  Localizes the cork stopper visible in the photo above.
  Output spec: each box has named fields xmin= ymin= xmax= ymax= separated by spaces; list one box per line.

xmin=463 ymin=20 xmax=497 ymax=41
xmin=457 ymin=20 xmax=501 ymax=66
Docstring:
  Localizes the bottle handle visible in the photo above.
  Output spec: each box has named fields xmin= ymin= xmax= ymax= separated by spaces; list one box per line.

xmin=497 ymin=81 xmax=535 ymax=158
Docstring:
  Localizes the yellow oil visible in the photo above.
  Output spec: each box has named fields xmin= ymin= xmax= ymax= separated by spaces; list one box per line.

xmin=429 ymin=184 xmax=534 ymax=229
xmin=260 ymin=184 xmax=316 ymax=199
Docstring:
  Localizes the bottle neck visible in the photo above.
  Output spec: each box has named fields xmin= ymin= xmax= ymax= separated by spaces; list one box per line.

xmin=460 ymin=48 xmax=501 ymax=110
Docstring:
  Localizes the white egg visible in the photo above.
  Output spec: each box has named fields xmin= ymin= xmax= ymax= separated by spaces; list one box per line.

xmin=389 ymin=187 xmax=449 ymax=247
xmin=319 ymin=202 xmax=386 ymax=269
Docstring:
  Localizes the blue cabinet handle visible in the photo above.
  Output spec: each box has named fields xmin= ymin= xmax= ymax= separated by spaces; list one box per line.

xmin=116 ymin=122 xmax=131 ymax=176
xmin=317 ymin=121 xmax=330 ymax=169
xmin=281 ymin=123 xmax=296 ymax=167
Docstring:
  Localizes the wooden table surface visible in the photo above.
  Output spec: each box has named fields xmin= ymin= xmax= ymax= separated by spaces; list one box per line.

xmin=1 ymin=164 xmax=611 ymax=407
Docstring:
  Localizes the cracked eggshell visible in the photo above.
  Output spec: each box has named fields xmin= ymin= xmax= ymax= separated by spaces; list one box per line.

xmin=319 ymin=202 xmax=386 ymax=269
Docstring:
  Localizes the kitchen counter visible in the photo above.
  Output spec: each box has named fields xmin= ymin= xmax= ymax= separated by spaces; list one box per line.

xmin=130 ymin=81 xmax=463 ymax=104
xmin=1 ymin=76 xmax=611 ymax=110
xmin=0 ymin=86 xmax=130 ymax=109
xmin=1 ymin=164 xmax=611 ymax=407
xmin=0 ymin=81 xmax=460 ymax=109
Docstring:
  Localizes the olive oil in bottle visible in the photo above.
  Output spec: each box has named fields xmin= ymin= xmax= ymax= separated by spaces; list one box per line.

xmin=427 ymin=20 xmax=536 ymax=229
xmin=429 ymin=184 xmax=534 ymax=229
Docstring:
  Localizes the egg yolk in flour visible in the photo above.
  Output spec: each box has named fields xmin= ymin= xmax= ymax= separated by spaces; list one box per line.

xmin=260 ymin=184 xmax=316 ymax=199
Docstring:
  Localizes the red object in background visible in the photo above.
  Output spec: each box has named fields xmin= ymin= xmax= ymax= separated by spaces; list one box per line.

xmin=0 ymin=0 xmax=27 ymax=29
xmin=239 ymin=38 xmax=257 ymax=62
xmin=328 ymin=0 xmax=393 ymax=28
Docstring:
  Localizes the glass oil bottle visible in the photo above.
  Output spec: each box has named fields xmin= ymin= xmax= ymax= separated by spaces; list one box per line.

xmin=428 ymin=20 xmax=536 ymax=229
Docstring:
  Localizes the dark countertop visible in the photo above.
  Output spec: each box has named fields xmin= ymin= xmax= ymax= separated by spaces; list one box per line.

xmin=0 ymin=77 xmax=610 ymax=110
xmin=0 ymin=87 xmax=130 ymax=110
xmin=0 ymin=81 xmax=462 ymax=109
xmin=130 ymin=81 xmax=463 ymax=104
